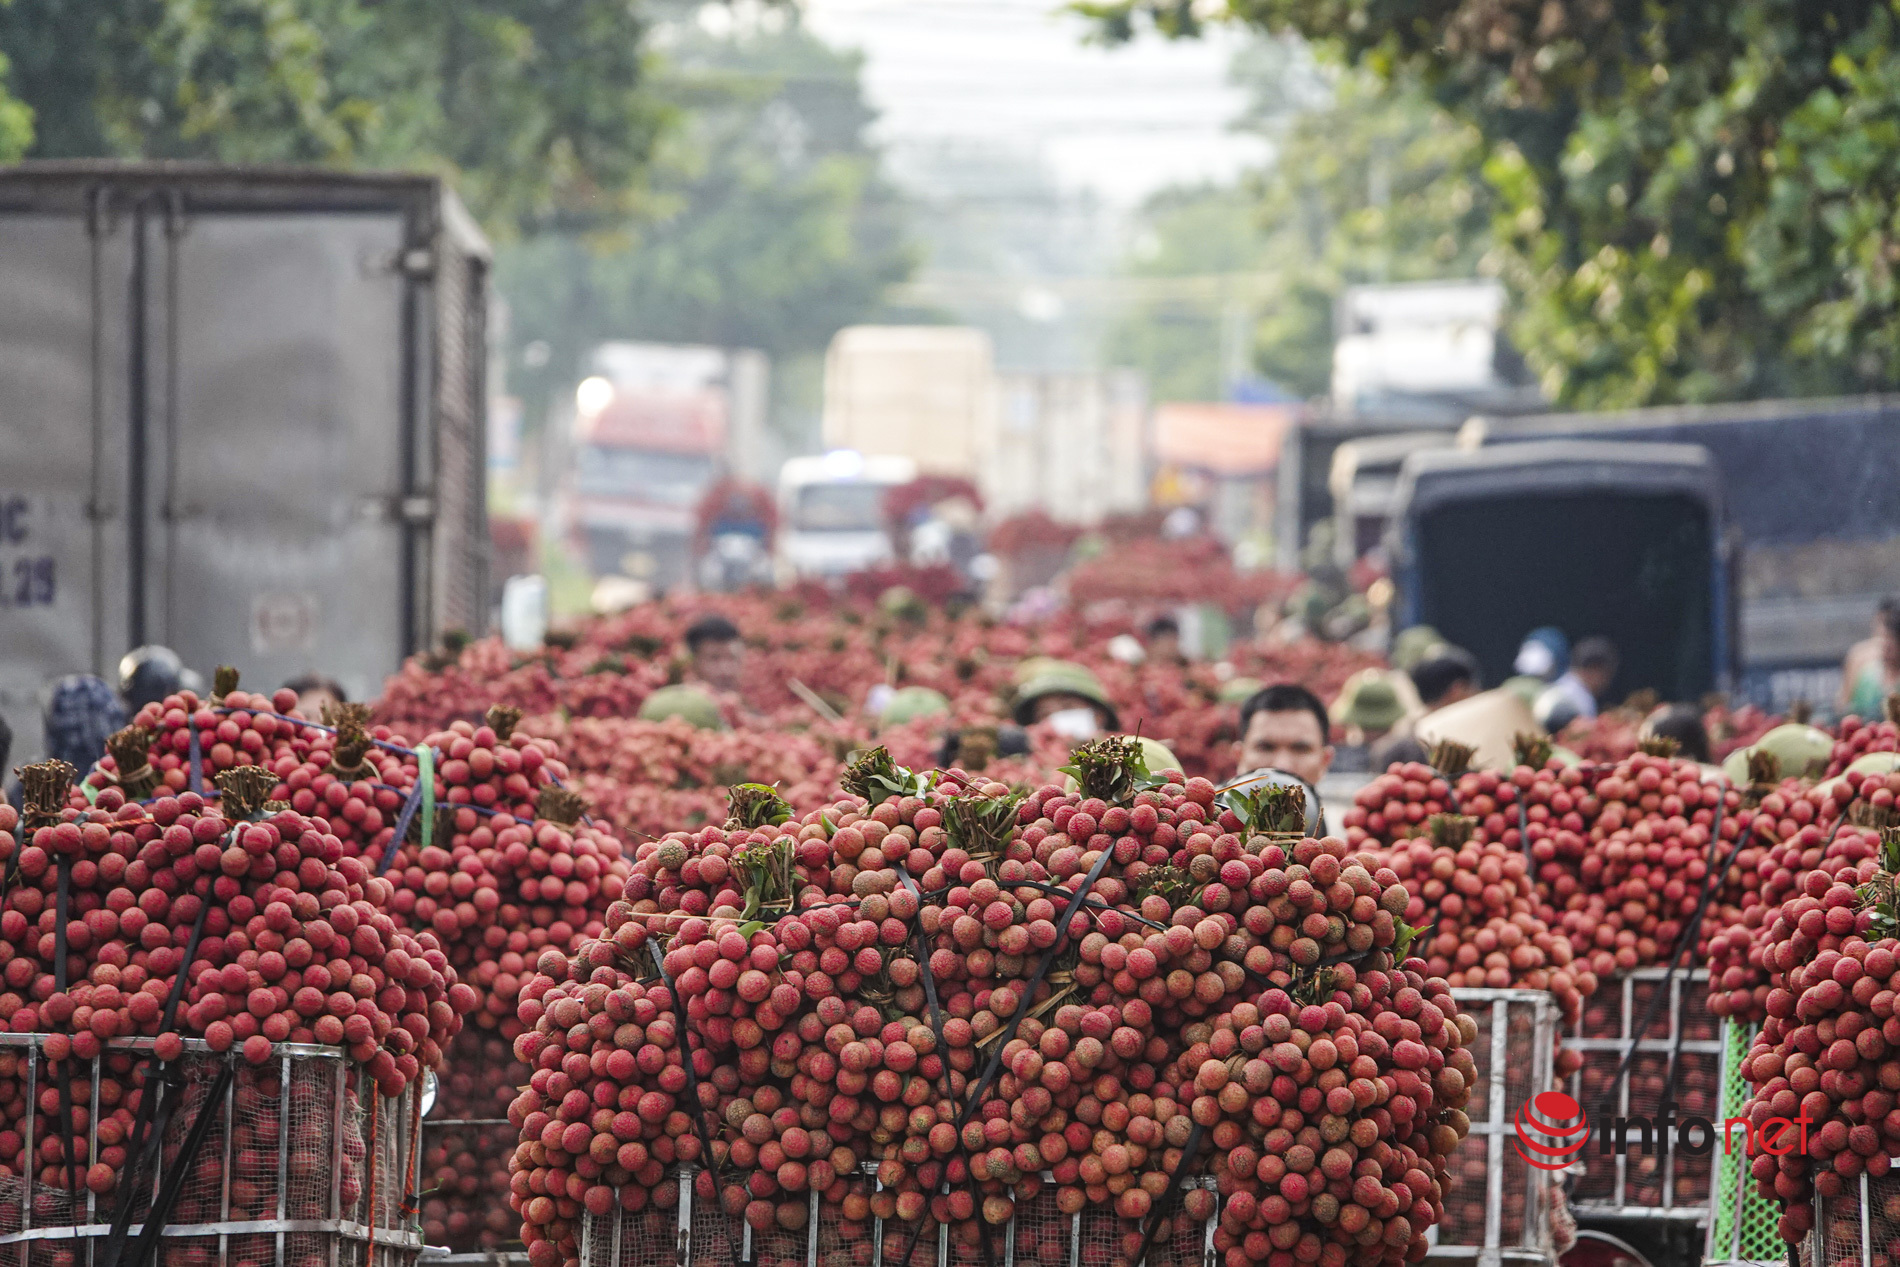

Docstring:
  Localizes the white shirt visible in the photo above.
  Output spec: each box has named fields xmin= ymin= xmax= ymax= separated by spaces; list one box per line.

xmin=1535 ymin=672 xmax=1598 ymax=728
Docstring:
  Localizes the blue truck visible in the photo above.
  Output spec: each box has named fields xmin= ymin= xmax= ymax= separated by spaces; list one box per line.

xmin=1460 ymin=396 xmax=1900 ymax=711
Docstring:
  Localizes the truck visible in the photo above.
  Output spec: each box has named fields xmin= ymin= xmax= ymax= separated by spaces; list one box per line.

xmin=1330 ymin=281 xmax=1541 ymax=423
xmin=776 ymin=451 xmax=917 ymax=581
xmin=1325 ymin=431 xmax=1457 ymax=566
xmin=822 ymin=326 xmax=993 ymax=479
xmin=1463 ymin=395 xmax=1900 ymax=710
xmin=561 ymin=341 xmax=768 ymax=592
xmin=1385 ymin=442 xmax=1727 ymax=702
xmin=990 ymin=371 xmax=1148 ymax=525
xmin=0 ymin=161 xmax=490 ymax=762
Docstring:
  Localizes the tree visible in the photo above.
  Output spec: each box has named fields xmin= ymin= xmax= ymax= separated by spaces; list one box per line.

xmin=1082 ymin=0 xmax=1900 ymax=408
xmin=1108 ymin=48 xmax=1491 ymax=400
xmin=496 ymin=8 xmax=915 ymax=433
xmin=0 ymin=0 xmax=659 ymax=232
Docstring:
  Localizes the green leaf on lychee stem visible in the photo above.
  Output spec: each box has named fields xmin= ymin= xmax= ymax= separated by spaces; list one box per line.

xmin=1058 ymin=735 xmax=1160 ymax=806
xmin=1392 ymin=918 xmax=1429 ymax=965
xmin=1217 ymin=780 xmax=1307 ymax=835
xmin=1882 ymin=827 xmax=1900 ymax=878
xmin=840 ymin=746 xmax=932 ymax=805
xmin=1512 ymin=732 xmax=1552 ymax=769
xmin=1427 ymin=740 xmax=1475 ymax=780
xmin=1135 ymin=864 xmax=1199 ymax=909
xmin=735 ymin=839 xmax=796 ymax=910
xmin=1425 ymin=814 xmax=1475 ymax=849
xmin=942 ymin=789 xmax=1022 ymax=863
xmin=726 ymin=782 xmax=792 ymax=830
xmin=1289 ymin=964 xmax=1339 ymax=1006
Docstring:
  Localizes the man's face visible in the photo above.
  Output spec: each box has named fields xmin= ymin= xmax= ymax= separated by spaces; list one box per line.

xmin=297 ymin=687 xmax=341 ymax=719
xmin=694 ymin=638 xmax=744 ymax=693
xmin=1576 ymin=664 xmax=1616 ymax=698
xmin=1237 ymin=708 xmax=1333 ymax=787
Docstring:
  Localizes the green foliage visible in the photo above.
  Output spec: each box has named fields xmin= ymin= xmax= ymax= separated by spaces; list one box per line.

xmin=840 ymin=747 xmax=931 ymax=807
xmin=1084 ymin=0 xmax=1900 ymax=408
xmin=1059 ymin=736 xmax=1148 ymax=806
xmin=495 ymin=12 xmax=914 ymax=423
xmin=1134 ymin=863 xmax=1200 ymax=908
xmin=1108 ymin=54 xmax=1491 ymax=400
xmin=941 ymin=791 xmax=1023 ymax=863
xmin=1219 ymin=778 xmax=1309 ymax=834
xmin=0 ymin=0 xmax=659 ymax=233
xmin=725 ymin=782 xmax=792 ymax=830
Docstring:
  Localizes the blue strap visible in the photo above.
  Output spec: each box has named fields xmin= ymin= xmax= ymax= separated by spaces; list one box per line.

xmin=187 ymin=724 xmax=203 ymax=796
xmin=382 ymin=746 xmax=435 ymax=874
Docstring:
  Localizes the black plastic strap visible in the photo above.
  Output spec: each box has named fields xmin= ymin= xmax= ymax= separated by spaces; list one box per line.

xmin=101 ymin=873 xmax=216 ymax=1266
xmin=1009 ymin=879 xmax=1167 ymax=930
xmin=1133 ymin=1122 xmax=1206 ymax=1267
xmin=125 ymin=1061 xmax=234 ymax=1267
xmin=52 ymin=856 xmax=81 ymax=1199
xmin=954 ymin=844 xmax=1115 ymax=1129
xmin=890 ymin=866 xmax=1001 ymax=1267
xmin=1600 ymin=816 xmax=1752 ymax=1105
xmin=97 ymin=1064 xmax=188 ymax=1267
xmin=894 ymin=868 xmax=955 ymax=1103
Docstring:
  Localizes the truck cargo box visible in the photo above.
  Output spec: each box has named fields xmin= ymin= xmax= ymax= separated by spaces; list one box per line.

xmin=0 ymin=161 xmax=489 ymax=761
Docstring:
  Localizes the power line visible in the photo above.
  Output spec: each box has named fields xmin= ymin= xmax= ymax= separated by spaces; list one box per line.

xmin=890 ymin=271 xmax=1280 ymax=306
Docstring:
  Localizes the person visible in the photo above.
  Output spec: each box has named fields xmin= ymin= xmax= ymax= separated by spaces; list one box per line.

xmin=683 ymin=614 xmax=745 ymax=695
xmin=879 ymin=686 xmax=951 ymax=727
xmin=1327 ymin=673 xmax=1407 ymax=773
xmin=1371 ymin=647 xmax=1483 ymax=768
xmin=1144 ymin=615 xmax=1183 ymax=666
xmin=1514 ymin=627 xmax=1570 ymax=681
xmin=1409 ymin=649 xmax=1481 ymax=713
xmin=283 ymin=674 xmax=347 ymax=719
xmin=43 ymin=674 xmax=126 ymax=774
xmin=1842 ymin=600 xmax=1900 ymax=717
xmin=1235 ymin=683 xmax=1334 ymax=790
xmin=1388 ymin=625 xmax=1447 ymax=673
xmin=1642 ymin=703 xmax=1712 ymax=764
xmin=1536 ymin=636 xmax=1619 ymax=732
xmin=118 ymin=646 xmax=186 ymax=712
xmin=637 ymin=684 xmax=727 ymax=731
xmin=1012 ymin=662 xmax=1119 ymax=739
xmin=939 ymin=723 xmax=1032 ymax=771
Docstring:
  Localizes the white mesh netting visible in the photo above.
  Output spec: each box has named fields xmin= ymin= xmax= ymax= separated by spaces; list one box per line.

xmin=0 ymin=1042 xmax=417 ymax=1267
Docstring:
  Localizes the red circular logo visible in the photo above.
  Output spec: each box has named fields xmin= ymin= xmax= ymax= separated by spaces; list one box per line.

xmin=1514 ymin=1090 xmax=1588 ymax=1170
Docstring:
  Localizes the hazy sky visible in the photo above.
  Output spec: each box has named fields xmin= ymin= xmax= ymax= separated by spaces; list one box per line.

xmin=801 ymin=0 xmax=1267 ymax=207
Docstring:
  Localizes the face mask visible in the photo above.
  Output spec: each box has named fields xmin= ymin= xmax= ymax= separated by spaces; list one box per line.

xmin=1046 ymin=707 xmax=1100 ymax=740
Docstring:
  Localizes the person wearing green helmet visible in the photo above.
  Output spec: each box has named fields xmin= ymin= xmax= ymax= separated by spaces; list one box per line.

xmin=1217 ymin=676 xmax=1263 ymax=705
xmin=881 ymin=686 xmax=952 ymax=727
xmin=1329 ymin=671 xmax=1407 ymax=773
xmin=637 ymin=684 xmax=728 ymax=730
xmin=1389 ymin=625 xmax=1446 ymax=672
xmin=1012 ymin=661 xmax=1119 ymax=739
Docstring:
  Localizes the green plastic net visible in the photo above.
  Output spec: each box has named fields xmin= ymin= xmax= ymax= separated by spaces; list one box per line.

xmin=1707 ymin=1020 xmax=1787 ymax=1265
